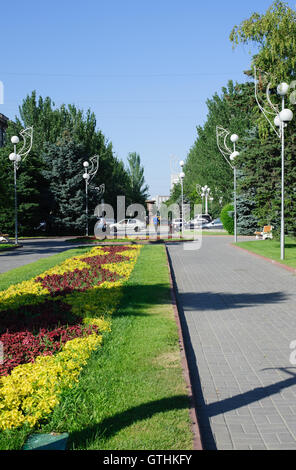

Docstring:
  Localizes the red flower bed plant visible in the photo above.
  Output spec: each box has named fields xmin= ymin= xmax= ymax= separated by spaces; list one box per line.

xmin=0 ymin=246 xmax=138 ymax=377
xmin=0 ymin=324 xmax=99 ymax=376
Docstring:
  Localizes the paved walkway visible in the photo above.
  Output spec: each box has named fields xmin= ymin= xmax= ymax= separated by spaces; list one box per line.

xmin=0 ymin=238 xmax=84 ymax=274
xmin=167 ymin=237 xmax=296 ymax=450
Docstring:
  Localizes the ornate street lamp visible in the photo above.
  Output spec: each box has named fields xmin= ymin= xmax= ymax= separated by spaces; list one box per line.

xmin=179 ymin=160 xmax=185 ymax=234
xmin=254 ymin=68 xmax=294 ymax=260
xmin=201 ymin=185 xmax=211 ymax=215
xmin=82 ymin=155 xmax=100 ymax=237
xmin=8 ymin=127 xmax=33 ymax=245
xmin=216 ymin=127 xmax=239 ymax=243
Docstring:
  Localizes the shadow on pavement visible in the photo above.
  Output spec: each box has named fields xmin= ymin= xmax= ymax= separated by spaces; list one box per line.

xmin=166 ymin=249 xmax=293 ymax=450
xmin=179 ymin=290 xmax=287 ymax=311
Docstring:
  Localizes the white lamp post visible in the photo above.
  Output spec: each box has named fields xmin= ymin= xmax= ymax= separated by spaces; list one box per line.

xmin=201 ymin=191 xmax=205 ymax=213
xmin=255 ymin=68 xmax=294 ymax=260
xmin=201 ymin=185 xmax=211 ymax=214
xmin=83 ymin=161 xmax=90 ymax=236
xmin=179 ymin=160 xmax=185 ymax=234
xmin=8 ymin=128 xmax=33 ymax=245
xmin=216 ymin=127 xmax=239 ymax=243
xmin=82 ymin=155 xmax=100 ymax=237
xmin=276 ymin=84 xmax=293 ymax=260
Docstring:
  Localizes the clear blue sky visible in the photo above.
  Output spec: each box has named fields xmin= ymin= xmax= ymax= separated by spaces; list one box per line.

xmin=1 ymin=0 xmax=295 ymax=197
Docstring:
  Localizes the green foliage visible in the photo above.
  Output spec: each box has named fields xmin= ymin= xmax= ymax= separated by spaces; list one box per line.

xmin=170 ymin=1 xmax=296 ymax=241
xmin=230 ymin=1 xmax=296 ymax=138
xmin=42 ymin=138 xmax=92 ymax=235
xmin=0 ymin=91 xmax=146 ymax=236
xmin=236 ymin=190 xmax=259 ymax=235
xmin=220 ymin=203 xmax=234 ymax=235
xmin=126 ymin=152 xmax=149 ymax=205
xmin=230 ymin=1 xmax=296 ymax=83
xmin=172 ymin=81 xmax=255 ymax=217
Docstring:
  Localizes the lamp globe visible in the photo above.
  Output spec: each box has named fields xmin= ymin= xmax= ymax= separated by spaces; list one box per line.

xmin=277 ymin=83 xmax=289 ymax=96
xmin=11 ymin=136 xmax=20 ymax=145
xmin=279 ymin=108 xmax=293 ymax=122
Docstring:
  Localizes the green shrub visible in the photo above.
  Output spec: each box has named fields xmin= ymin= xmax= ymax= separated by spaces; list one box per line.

xmin=220 ymin=203 xmax=234 ymax=235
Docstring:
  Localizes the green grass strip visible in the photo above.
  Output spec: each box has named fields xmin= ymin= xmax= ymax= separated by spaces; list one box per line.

xmin=0 ymin=245 xmax=193 ymax=450
xmin=0 ymin=244 xmax=16 ymax=252
xmin=235 ymin=236 xmax=296 ymax=269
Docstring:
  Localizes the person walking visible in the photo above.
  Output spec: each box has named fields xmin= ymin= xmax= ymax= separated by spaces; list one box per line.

xmin=153 ymin=214 xmax=158 ymax=234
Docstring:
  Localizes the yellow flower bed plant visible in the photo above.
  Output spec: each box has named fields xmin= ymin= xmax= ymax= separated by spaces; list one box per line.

xmin=0 ymin=244 xmax=141 ymax=430
xmin=0 ymin=334 xmax=102 ymax=430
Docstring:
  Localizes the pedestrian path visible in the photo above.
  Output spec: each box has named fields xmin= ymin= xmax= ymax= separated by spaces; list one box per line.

xmin=167 ymin=237 xmax=296 ymax=450
xmin=0 ymin=238 xmax=84 ymax=274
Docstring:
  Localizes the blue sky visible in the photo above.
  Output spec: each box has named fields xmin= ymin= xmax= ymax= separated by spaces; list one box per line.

xmin=1 ymin=0 xmax=295 ymax=197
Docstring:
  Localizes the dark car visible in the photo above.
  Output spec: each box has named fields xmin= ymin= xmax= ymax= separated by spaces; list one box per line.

xmin=203 ymin=218 xmax=224 ymax=230
xmin=186 ymin=215 xmax=212 ymax=229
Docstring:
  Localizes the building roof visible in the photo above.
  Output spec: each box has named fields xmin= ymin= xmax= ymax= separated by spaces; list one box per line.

xmin=0 ymin=113 xmax=9 ymax=125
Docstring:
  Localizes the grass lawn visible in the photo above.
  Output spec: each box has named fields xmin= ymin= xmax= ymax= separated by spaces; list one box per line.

xmin=183 ymin=230 xmax=228 ymax=237
xmin=235 ymin=236 xmax=296 ymax=269
xmin=0 ymin=244 xmax=17 ymax=252
xmin=66 ymin=231 xmax=228 ymax=245
xmin=0 ymin=244 xmax=194 ymax=450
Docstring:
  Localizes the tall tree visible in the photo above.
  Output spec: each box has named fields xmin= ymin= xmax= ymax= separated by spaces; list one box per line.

xmin=0 ymin=91 xmax=132 ymax=234
xmin=230 ymin=0 xmax=296 ymax=235
xmin=175 ymin=81 xmax=255 ymax=217
xmin=42 ymin=136 xmax=92 ymax=235
xmin=126 ymin=152 xmax=149 ymax=205
xmin=230 ymin=0 xmax=296 ymax=83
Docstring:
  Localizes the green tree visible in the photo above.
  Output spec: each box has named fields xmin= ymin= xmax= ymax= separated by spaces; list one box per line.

xmin=0 ymin=91 xmax=132 ymax=234
xmin=230 ymin=0 xmax=296 ymax=83
xmin=230 ymin=1 xmax=296 ymax=235
xmin=126 ymin=152 xmax=149 ymax=205
xmin=175 ymin=81 xmax=255 ymax=217
xmin=42 ymin=137 xmax=92 ymax=235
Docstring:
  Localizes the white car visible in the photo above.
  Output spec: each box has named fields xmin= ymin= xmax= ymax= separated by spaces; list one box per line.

xmin=109 ymin=218 xmax=146 ymax=233
xmin=172 ymin=218 xmax=183 ymax=230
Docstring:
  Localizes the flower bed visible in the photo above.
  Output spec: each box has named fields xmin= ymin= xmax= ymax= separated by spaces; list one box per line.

xmin=0 ymin=245 xmax=141 ymax=430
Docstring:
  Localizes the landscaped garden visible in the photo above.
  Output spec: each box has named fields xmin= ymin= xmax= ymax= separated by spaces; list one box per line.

xmin=0 ymin=244 xmax=193 ymax=450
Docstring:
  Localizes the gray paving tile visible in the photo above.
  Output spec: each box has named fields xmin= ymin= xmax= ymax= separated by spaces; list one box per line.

xmin=167 ymin=237 xmax=296 ymax=450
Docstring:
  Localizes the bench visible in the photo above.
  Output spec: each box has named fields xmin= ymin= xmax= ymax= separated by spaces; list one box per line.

xmin=254 ymin=225 xmax=273 ymax=240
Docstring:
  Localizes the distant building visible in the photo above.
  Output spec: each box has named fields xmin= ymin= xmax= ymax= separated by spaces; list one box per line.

xmin=145 ymin=199 xmax=156 ymax=225
xmin=154 ymin=195 xmax=170 ymax=209
xmin=170 ymin=173 xmax=180 ymax=189
xmin=0 ymin=113 xmax=8 ymax=147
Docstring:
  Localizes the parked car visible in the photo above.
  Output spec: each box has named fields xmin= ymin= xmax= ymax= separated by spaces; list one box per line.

xmin=172 ymin=218 xmax=183 ymax=231
xmin=194 ymin=214 xmax=212 ymax=222
xmin=105 ymin=218 xmax=115 ymax=225
xmin=94 ymin=217 xmax=107 ymax=231
xmin=186 ymin=214 xmax=212 ymax=229
xmin=203 ymin=218 xmax=224 ymax=230
xmin=109 ymin=218 xmax=146 ymax=233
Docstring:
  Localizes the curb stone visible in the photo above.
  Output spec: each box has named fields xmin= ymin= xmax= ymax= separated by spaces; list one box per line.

xmin=165 ymin=244 xmax=203 ymax=451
